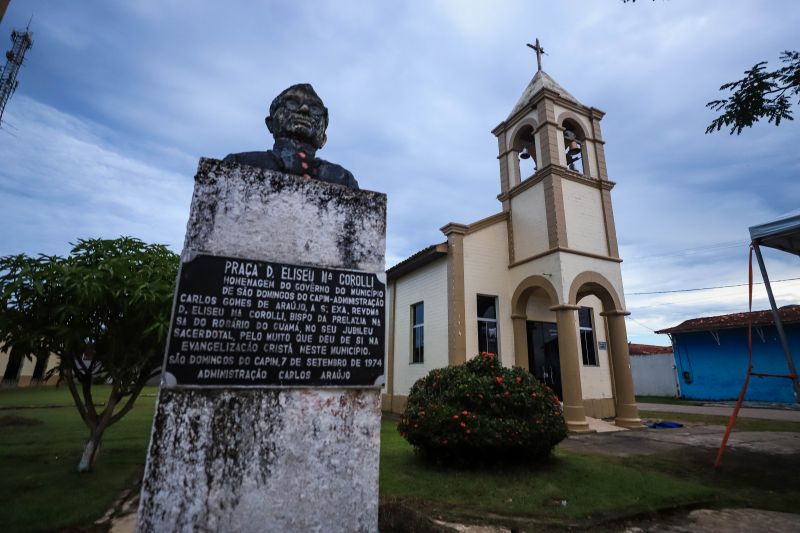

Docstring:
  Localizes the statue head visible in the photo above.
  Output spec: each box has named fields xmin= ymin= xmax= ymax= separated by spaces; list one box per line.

xmin=265 ymin=84 xmax=329 ymax=150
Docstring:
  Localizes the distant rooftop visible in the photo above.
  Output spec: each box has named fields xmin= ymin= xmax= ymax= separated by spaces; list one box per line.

xmin=656 ymin=305 xmax=800 ymax=335
xmin=629 ymin=343 xmax=673 ymax=355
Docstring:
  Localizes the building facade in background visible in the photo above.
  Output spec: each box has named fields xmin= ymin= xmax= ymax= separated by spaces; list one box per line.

xmin=382 ymin=68 xmax=641 ymax=432
xmin=0 ymin=350 xmax=57 ymax=387
xmin=629 ymin=343 xmax=679 ymax=398
xmin=657 ymin=306 xmax=800 ymax=403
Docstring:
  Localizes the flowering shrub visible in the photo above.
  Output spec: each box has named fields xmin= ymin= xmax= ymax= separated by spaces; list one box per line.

xmin=397 ymin=353 xmax=567 ymax=466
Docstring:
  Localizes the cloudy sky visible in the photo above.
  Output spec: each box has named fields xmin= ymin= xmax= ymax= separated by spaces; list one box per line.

xmin=0 ymin=0 xmax=797 ymax=345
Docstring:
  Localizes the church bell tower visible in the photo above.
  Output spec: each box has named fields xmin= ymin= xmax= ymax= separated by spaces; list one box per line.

xmin=493 ymin=39 xmax=641 ymax=431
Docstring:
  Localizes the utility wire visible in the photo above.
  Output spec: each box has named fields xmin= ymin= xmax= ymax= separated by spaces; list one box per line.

xmin=625 ymin=240 xmax=747 ymax=261
xmin=627 ymin=276 xmax=800 ymax=296
xmin=625 ymin=316 xmax=656 ymax=332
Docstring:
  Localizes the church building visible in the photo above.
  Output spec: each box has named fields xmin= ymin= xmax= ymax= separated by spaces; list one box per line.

xmin=382 ymin=47 xmax=642 ymax=432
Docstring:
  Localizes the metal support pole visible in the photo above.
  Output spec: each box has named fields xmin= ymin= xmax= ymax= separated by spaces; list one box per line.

xmin=752 ymin=242 xmax=800 ymax=402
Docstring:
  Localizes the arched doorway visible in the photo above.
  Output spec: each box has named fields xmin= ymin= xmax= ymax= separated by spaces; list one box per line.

xmin=511 ymin=275 xmax=591 ymax=433
xmin=569 ymin=272 xmax=642 ymax=428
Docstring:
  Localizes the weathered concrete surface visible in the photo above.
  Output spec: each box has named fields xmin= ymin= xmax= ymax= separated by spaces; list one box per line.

xmin=184 ymin=158 xmax=385 ymax=273
xmin=137 ymin=159 xmax=386 ymax=532
xmin=561 ymin=425 xmax=800 ymax=457
xmin=621 ymin=508 xmax=800 ymax=533
xmin=139 ymin=390 xmax=380 ymax=532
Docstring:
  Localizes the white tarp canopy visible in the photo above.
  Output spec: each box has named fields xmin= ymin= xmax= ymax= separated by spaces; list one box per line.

xmin=749 ymin=209 xmax=800 ymax=255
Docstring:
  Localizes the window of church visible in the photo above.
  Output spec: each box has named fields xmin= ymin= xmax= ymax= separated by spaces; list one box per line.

xmin=476 ymin=295 xmax=499 ymax=356
xmin=411 ymin=302 xmax=424 ymax=364
xmin=579 ymin=307 xmax=598 ymax=366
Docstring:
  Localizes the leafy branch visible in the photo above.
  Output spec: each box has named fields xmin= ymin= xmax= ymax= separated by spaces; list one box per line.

xmin=706 ymin=51 xmax=800 ymax=134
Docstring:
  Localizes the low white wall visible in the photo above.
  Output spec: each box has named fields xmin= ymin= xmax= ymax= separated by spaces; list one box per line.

xmin=631 ymin=353 xmax=679 ymax=397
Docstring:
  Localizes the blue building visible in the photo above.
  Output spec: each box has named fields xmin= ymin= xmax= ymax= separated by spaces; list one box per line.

xmin=657 ymin=306 xmax=800 ymax=403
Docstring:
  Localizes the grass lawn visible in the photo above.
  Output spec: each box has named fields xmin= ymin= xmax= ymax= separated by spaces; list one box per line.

xmin=379 ymin=419 xmax=713 ymax=525
xmin=0 ymin=385 xmax=158 ymax=533
xmin=635 ymin=395 xmax=705 ymax=406
xmin=3 ymin=386 xmax=797 ymax=531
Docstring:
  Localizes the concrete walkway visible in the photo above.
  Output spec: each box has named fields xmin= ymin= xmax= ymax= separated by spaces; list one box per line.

xmin=638 ymin=402 xmax=800 ymax=422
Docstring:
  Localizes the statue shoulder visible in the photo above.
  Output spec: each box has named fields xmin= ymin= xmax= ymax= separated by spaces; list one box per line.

xmin=222 ymin=151 xmax=281 ymax=171
xmin=316 ymin=159 xmax=360 ymax=190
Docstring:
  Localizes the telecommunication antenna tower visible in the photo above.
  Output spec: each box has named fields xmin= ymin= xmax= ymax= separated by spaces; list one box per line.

xmin=0 ymin=22 xmax=32 ymax=126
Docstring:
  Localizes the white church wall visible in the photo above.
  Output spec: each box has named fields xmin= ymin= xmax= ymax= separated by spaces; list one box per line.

xmin=462 ymin=221 xmax=513 ymax=366
xmin=583 ymin=141 xmax=600 ymax=178
xmin=391 ymin=257 xmax=449 ymax=396
xmin=510 ymin=183 xmax=549 ymax=259
xmin=558 ymin=253 xmax=626 ymax=309
xmin=508 ymin=254 xmax=564 ymax=306
xmin=561 ymin=180 xmax=608 ymax=256
xmin=501 ymin=129 xmax=520 ymax=189
xmin=576 ymin=295 xmax=614 ymax=401
xmin=524 ymin=294 xmax=556 ymax=322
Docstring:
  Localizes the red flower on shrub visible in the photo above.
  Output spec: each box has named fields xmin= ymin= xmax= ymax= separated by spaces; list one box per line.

xmin=397 ymin=353 xmax=568 ymax=466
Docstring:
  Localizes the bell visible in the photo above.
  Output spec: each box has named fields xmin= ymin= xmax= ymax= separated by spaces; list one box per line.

xmin=567 ymin=140 xmax=581 ymax=157
xmin=519 ymin=147 xmax=531 ymax=160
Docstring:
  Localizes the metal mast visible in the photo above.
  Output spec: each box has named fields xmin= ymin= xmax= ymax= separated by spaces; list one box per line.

xmin=0 ymin=22 xmax=32 ymax=126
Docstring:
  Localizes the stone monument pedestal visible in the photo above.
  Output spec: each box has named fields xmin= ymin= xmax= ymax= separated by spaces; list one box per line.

xmin=137 ymin=159 xmax=386 ymax=533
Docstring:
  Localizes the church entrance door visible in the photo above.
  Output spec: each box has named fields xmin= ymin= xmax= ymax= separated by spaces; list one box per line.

xmin=526 ymin=321 xmax=563 ymax=399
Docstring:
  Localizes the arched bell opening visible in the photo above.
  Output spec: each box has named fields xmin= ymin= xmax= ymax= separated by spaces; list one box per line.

xmin=562 ymin=119 xmax=587 ymax=176
xmin=511 ymin=124 xmax=537 ymax=180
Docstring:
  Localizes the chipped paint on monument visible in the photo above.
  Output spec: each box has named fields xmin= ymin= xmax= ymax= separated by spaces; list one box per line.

xmin=138 ymin=160 xmax=384 ymax=532
xmin=185 ymin=158 xmax=386 ymax=272
xmin=138 ymin=389 xmax=379 ymax=532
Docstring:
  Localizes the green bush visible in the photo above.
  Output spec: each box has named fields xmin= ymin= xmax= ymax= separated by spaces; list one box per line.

xmin=398 ymin=353 xmax=568 ymax=466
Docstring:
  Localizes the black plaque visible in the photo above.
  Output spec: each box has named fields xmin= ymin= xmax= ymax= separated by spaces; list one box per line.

xmin=163 ymin=253 xmax=385 ymax=387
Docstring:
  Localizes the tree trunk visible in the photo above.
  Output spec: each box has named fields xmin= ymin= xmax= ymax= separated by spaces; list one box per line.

xmin=78 ymin=429 xmax=104 ymax=473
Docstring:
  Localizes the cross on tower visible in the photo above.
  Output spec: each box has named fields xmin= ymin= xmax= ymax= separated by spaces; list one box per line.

xmin=526 ymin=38 xmax=546 ymax=72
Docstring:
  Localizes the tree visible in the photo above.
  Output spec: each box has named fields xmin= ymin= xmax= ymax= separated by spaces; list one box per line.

xmin=0 ymin=237 xmax=178 ymax=472
xmin=706 ymin=51 xmax=800 ymax=135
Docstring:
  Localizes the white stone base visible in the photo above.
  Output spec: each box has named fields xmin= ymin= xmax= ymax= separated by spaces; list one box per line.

xmin=137 ymin=159 xmax=386 ymax=532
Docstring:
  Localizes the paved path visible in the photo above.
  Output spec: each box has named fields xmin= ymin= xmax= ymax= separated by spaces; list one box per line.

xmin=562 ymin=424 xmax=800 ymax=457
xmin=638 ymin=402 xmax=800 ymax=422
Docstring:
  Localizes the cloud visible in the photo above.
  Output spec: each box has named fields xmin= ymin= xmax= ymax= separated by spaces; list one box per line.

xmin=0 ymin=96 xmax=193 ymax=256
xmin=0 ymin=0 xmax=797 ymax=345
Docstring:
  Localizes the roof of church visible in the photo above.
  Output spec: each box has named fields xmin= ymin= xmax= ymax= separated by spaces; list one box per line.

xmin=386 ymin=242 xmax=448 ymax=281
xmin=507 ymin=70 xmax=580 ymax=119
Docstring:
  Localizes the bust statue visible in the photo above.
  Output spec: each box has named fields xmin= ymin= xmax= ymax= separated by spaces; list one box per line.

xmin=224 ymin=84 xmax=359 ymax=189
